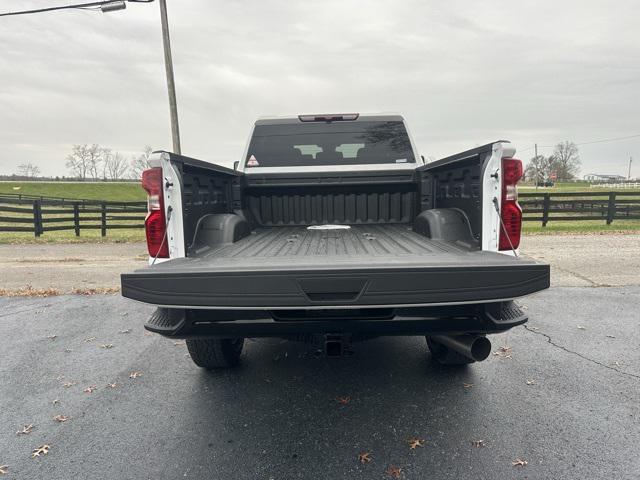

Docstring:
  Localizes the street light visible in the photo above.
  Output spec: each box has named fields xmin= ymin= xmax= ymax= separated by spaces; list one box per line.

xmin=100 ymin=1 xmax=126 ymax=12
xmin=0 ymin=0 xmax=181 ymax=155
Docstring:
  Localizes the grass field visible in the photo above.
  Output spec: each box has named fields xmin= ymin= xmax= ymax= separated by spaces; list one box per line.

xmin=0 ymin=181 xmax=145 ymax=202
xmin=1 ymin=181 xmax=639 ymax=244
xmin=519 ymin=181 xmax=639 ymax=193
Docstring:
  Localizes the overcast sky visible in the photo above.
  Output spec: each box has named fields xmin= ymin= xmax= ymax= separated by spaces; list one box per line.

xmin=1 ymin=0 xmax=639 ymax=177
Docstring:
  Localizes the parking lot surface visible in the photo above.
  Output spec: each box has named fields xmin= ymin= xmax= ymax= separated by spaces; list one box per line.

xmin=1 ymin=287 xmax=638 ymax=479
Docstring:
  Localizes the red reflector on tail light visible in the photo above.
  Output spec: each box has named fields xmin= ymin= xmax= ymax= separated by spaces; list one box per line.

xmin=499 ymin=158 xmax=523 ymax=251
xmin=145 ymin=210 xmax=169 ymax=258
xmin=499 ymin=202 xmax=522 ymax=250
xmin=141 ymin=167 xmax=169 ymax=258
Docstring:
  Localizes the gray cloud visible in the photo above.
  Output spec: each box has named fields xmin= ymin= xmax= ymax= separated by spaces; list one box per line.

xmin=0 ymin=0 xmax=638 ymax=176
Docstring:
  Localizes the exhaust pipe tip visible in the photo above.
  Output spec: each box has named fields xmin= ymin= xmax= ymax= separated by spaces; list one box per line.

xmin=429 ymin=334 xmax=492 ymax=363
xmin=468 ymin=336 xmax=491 ymax=362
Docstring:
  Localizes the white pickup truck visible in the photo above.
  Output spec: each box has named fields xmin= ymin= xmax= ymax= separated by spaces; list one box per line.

xmin=121 ymin=113 xmax=549 ymax=369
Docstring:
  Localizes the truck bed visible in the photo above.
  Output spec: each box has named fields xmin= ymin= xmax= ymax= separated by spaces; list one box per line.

xmin=121 ymin=225 xmax=550 ymax=309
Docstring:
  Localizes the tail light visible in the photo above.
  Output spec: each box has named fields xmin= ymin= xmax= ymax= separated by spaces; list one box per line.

xmin=499 ymin=158 xmax=523 ymax=251
xmin=141 ymin=167 xmax=169 ymax=258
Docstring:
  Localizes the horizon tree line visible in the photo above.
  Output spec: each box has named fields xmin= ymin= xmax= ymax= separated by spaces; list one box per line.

xmin=65 ymin=144 xmax=154 ymax=180
xmin=524 ymin=141 xmax=582 ymax=183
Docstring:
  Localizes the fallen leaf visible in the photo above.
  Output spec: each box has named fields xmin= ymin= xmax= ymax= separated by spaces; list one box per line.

xmin=471 ymin=440 xmax=485 ymax=448
xmin=407 ymin=438 xmax=425 ymax=449
xmin=0 ymin=465 xmax=8 ymax=475
xmin=62 ymin=382 xmax=75 ymax=388
xmin=358 ymin=452 xmax=372 ymax=464
xmin=99 ymin=344 xmax=114 ymax=349
xmin=336 ymin=396 xmax=351 ymax=405
xmin=493 ymin=346 xmax=512 ymax=359
xmin=53 ymin=415 xmax=69 ymax=423
xmin=526 ymin=379 xmax=536 ymax=385
xmin=119 ymin=329 xmax=131 ymax=334
xmin=173 ymin=341 xmax=185 ymax=346
xmin=83 ymin=385 xmax=97 ymax=393
xmin=16 ymin=424 xmax=34 ymax=435
xmin=106 ymin=383 xmax=118 ymax=389
xmin=52 ymin=399 xmax=60 ymax=405
xmin=577 ymin=325 xmax=587 ymax=330
xmin=143 ymin=332 xmax=152 ymax=337
xmin=46 ymin=335 xmax=57 ymax=340
xmin=84 ymin=336 xmax=96 ymax=342
xmin=463 ymin=383 xmax=474 ymax=388
xmin=129 ymin=371 xmax=143 ymax=379
xmin=387 ymin=466 xmax=402 ymax=478
xmin=528 ymin=326 xmax=539 ymax=331
xmin=512 ymin=458 xmax=528 ymax=467
xmin=64 ymin=348 xmax=72 ymax=353
xmin=31 ymin=445 xmax=50 ymax=458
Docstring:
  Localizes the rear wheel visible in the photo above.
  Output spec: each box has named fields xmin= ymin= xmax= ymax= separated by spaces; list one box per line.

xmin=426 ymin=337 xmax=474 ymax=365
xmin=186 ymin=338 xmax=244 ymax=369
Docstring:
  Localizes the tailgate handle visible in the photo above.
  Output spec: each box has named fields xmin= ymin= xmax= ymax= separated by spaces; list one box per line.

xmin=298 ymin=277 xmax=367 ymax=303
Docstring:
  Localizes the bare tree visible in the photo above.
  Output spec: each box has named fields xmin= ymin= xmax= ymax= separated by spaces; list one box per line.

xmin=66 ymin=144 xmax=92 ymax=180
xmin=103 ymin=150 xmax=129 ymax=180
xmin=86 ymin=144 xmax=103 ymax=180
xmin=551 ymin=141 xmax=581 ymax=181
xmin=525 ymin=155 xmax=552 ymax=183
xmin=17 ymin=162 xmax=41 ymax=178
xmin=130 ymin=146 xmax=154 ymax=179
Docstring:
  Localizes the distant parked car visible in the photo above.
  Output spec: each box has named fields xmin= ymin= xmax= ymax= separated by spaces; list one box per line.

xmin=537 ymin=180 xmax=555 ymax=187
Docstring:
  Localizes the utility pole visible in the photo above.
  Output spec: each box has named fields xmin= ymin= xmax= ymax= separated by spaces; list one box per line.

xmin=629 ymin=156 xmax=633 ymax=180
xmin=534 ymin=143 xmax=538 ymax=158
xmin=159 ymin=0 xmax=181 ymax=154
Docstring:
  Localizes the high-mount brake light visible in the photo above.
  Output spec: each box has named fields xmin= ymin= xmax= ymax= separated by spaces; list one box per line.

xmin=499 ymin=158 xmax=523 ymax=251
xmin=298 ymin=113 xmax=359 ymax=122
xmin=141 ymin=167 xmax=169 ymax=258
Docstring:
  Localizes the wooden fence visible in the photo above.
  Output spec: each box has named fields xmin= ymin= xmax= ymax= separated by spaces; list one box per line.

xmin=0 ymin=195 xmax=146 ymax=237
xmin=1 ymin=191 xmax=639 ymax=236
xmin=519 ymin=191 xmax=640 ymax=226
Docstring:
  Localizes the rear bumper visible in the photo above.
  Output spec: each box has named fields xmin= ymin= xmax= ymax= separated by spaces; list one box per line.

xmin=143 ymin=301 xmax=529 ymax=339
xmin=121 ymin=261 xmax=550 ymax=309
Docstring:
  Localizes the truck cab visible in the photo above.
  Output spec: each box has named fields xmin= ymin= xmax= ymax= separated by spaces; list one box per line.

xmin=121 ymin=113 xmax=549 ymax=369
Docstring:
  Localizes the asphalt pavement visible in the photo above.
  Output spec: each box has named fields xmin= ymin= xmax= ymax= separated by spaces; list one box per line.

xmin=1 ymin=287 xmax=639 ymax=479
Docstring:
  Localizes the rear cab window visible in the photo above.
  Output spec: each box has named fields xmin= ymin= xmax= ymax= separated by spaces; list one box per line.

xmin=244 ymin=116 xmax=416 ymax=169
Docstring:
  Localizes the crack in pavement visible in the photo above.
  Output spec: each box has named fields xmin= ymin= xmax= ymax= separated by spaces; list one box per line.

xmin=524 ymin=325 xmax=640 ymax=380
xmin=552 ymin=265 xmax=611 ymax=288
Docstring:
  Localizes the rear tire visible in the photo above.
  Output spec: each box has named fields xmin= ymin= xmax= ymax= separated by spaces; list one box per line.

xmin=186 ymin=338 xmax=244 ymax=369
xmin=426 ymin=337 xmax=474 ymax=365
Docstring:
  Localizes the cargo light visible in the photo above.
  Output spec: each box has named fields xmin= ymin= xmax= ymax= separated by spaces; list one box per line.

xmin=298 ymin=113 xmax=359 ymax=122
xmin=141 ymin=167 xmax=169 ymax=258
xmin=499 ymin=158 xmax=523 ymax=251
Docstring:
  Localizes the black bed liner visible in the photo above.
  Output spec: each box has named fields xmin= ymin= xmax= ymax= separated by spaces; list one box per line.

xmin=121 ymin=225 xmax=549 ymax=309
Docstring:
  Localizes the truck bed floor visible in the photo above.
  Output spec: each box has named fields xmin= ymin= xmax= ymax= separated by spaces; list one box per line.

xmin=191 ymin=224 xmax=476 ymax=270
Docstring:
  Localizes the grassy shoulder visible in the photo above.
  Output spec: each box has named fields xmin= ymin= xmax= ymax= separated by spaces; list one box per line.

xmin=2 ymin=220 xmax=638 ymax=244
xmin=522 ymin=219 xmax=640 ymax=234
xmin=0 ymin=181 xmax=145 ymax=202
xmin=0 ymin=229 xmax=145 ymax=244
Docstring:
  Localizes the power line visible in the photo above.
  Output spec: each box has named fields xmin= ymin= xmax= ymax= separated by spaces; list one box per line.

xmin=0 ymin=0 xmax=153 ymax=17
xmin=519 ymin=133 xmax=640 ymax=154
